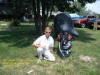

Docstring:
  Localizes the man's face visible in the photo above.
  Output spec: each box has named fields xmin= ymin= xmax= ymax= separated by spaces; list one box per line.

xmin=45 ymin=29 xmax=51 ymax=38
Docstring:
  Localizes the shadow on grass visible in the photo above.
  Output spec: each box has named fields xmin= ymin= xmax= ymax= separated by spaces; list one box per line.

xmin=73 ymin=28 xmax=96 ymax=43
xmin=0 ymin=28 xmax=96 ymax=48
xmin=0 ymin=28 xmax=39 ymax=48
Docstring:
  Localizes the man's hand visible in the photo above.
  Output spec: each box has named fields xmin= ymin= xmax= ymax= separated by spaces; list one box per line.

xmin=40 ymin=45 xmax=46 ymax=48
xmin=32 ymin=44 xmax=45 ymax=48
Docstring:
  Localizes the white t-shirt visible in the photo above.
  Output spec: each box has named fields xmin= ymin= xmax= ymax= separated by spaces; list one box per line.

xmin=33 ymin=35 xmax=54 ymax=50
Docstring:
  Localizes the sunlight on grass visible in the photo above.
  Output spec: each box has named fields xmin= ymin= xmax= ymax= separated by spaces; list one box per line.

xmin=0 ymin=27 xmax=100 ymax=75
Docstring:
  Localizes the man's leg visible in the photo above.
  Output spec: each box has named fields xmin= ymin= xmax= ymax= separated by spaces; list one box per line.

xmin=37 ymin=47 xmax=43 ymax=59
xmin=44 ymin=50 xmax=55 ymax=61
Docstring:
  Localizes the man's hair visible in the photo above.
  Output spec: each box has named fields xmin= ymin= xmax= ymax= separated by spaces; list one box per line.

xmin=45 ymin=26 xmax=52 ymax=31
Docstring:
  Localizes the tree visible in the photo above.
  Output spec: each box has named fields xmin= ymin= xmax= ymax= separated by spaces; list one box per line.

xmin=9 ymin=0 xmax=96 ymax=33
xmin=54 ymin=0 xmax=96 ymax=12
xmin=32 ymin=0 xmax=55 ymax=34
xmin=32 ymin=0 xmax=96 ymax=34
xmin=9 ymin=0 xmax=32 ymax=26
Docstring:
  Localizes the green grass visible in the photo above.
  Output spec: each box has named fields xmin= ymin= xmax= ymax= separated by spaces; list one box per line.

xmin=0 ymin=27 xmax=100 ymax=75
xmin=0 ymin=21 xmax=35 ymax=27
xmin=0 ymin=21 xmax=10 ymax=27
xmin=0 ymin=21 xmax=53 ymax=27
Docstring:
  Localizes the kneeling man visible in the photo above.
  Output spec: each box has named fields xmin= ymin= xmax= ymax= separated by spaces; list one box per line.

xmin=32 ymin=27 xmax=55 ymax=61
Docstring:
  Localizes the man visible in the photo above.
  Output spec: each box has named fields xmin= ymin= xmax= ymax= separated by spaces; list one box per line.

xmin=32 ymin=27 xmax=55 ymax=61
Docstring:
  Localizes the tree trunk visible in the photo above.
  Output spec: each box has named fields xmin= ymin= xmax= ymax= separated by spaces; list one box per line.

xmin=33 ymin=0 xmax=43 ymax=34
xmin=37 ymin=0 xmax=43 ymax=34
xmin=33 ymin=0 xmax=39 ymax=34
xmin=42 ymin=0 xmax=47 ymax=32
xmin=13 ymin=0 xmax=20 ymax=26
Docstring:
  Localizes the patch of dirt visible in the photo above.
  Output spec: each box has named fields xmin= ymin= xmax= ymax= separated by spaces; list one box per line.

xmin=79 ymin=55 xmax=96 ymax=62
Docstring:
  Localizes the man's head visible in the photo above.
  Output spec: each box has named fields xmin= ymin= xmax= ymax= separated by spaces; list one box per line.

xmin=44 ymin=27 xmax=52 ymax=38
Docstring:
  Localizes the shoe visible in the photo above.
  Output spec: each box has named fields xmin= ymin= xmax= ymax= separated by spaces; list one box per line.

xmin=43 ymin=57 xmax=48 ymax=60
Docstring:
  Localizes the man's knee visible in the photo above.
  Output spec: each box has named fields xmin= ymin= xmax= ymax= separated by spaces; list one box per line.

xmin=37 ymin=47 xmax=43 ymax=52
xmin=44 ymin=51 xmax=56 ymax=61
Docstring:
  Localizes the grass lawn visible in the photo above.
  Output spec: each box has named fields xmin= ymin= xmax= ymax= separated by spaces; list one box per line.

xmin=0 ymin=26 xmax=100 ymax=75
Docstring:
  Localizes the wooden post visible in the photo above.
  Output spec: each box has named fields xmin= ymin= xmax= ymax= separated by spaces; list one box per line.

xmin=93 ymin=15 xmax=100 ymax=30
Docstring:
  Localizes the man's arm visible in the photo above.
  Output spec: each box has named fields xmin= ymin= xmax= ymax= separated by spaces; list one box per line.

xmin=32 ymin=44 xmax=40 ymax=48
xmin=50 ymin=47 xmax=54 ymax=53
xmin=32 ymin=37 xmax=42 ymax=48
xmin=50 ymin=37 xmax=54 ymax=53
xmin=32 ymin=44 xmax=46 ymax=48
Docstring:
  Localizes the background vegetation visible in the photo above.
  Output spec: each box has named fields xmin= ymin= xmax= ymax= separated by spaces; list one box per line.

xmin=0 ymin=0 xmax=96 ymax=34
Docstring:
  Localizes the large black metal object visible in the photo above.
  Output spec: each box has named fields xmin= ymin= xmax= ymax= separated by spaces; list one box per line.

xmin=54 ymin=13 xmax=79 ymax=58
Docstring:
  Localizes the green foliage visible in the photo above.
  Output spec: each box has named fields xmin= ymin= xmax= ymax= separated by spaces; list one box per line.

xmin=8 ymin=20 xmax=20 ymax=27
xmin=54 ymin=0 xmax=96 ymax=12
xmin=0 ymin=0 xmax=96 ymax=32
xmin=78 ymin=0 xmax=96 ymax=6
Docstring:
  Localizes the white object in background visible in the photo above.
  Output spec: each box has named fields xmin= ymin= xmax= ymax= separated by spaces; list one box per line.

xmin=27 ymin=69 xmax=33 ymax=74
